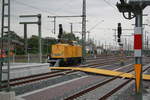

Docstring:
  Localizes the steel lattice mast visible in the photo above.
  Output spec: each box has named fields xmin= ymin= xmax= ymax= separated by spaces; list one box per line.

xmin=0 ymin=0 xmax=11 ymax=91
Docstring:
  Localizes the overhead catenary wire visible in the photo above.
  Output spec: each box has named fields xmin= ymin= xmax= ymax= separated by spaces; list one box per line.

xmin=1 ymin=0 xmax=122 ymax=42
xmin=88 ymin=20 xmax=104 ymax=32
xmin=0 ymin=0 xmax=19 ymax=18
xmin=14 ymin=0 xmax=81 ymax=22
xmin=13 ymin=0 xmax=83 ymax=36
xmin=53 ymin=0 xmax=78 ymax=14
xmin=103 ymin=0 xmax=117 ymax=10
xmin=14 ymin=0 xmax=56 ymax=15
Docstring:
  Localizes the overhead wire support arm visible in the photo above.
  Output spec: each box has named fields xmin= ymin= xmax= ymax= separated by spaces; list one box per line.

xmin=19 ymin=14 xmax=41 ymax=18
xmin=47 ymin=15 xmax=82 ymax=34
xmin=19 ymin=22 xmax=39 ymax=24
xmin=47 ymin=15 xmax=82 ymax=18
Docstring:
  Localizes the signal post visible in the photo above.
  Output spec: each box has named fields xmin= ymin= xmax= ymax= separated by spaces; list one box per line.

xmin=117 ymin=0 xmax=150 ymax=99
xmin=134 ymin=11 xmax=143 ymax=96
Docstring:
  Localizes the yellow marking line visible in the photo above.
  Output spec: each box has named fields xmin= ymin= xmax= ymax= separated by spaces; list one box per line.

xmin=113 ymin=64 xmax=133 ymax=79
xmin=49 ymin=67 xmax=150 ymax=81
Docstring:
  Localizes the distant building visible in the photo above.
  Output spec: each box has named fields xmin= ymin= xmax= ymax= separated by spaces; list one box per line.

xmin=0 ymin=31 xmax=24 ymax=50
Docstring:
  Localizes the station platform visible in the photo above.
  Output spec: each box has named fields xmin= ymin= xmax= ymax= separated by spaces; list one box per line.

xmin=2 ymin=63 xmax=49 ymax=80
xmin=3 ymin=63 xmax=49 ymax=70
xmin=49 ymin=64 xmax=150 ymax=81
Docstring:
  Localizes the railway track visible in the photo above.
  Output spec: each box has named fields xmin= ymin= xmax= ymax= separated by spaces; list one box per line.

xmin=64 ymin=63 xmax=150 ymax=100
xmin=19 ymin=58 xmax=136 ymax=100
xmin=17 ymin=58 xmax=149 ymax=100
xmin=99 ymin=65 xmax=150 ymax=100
xmin=85 ymin=56 xmax=126 ymax=64
xmin=1 ymin=57 xmax=131 ymax=89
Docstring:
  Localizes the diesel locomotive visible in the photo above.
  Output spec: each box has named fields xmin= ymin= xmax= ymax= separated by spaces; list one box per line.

xmin=48 ymin=24 xmax=82 ymax=67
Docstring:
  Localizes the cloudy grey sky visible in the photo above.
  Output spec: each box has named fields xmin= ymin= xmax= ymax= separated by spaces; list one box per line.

xmin=1 ymin=0 xmax=150 ymax=47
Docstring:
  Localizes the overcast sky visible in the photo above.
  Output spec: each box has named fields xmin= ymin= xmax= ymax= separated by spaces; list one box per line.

xmin=0 ymin=0 xmax=150 ymax=47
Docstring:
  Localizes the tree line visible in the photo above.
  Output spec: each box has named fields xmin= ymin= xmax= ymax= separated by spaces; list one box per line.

xmin=0 ymin=31 xmax=81 ymax=55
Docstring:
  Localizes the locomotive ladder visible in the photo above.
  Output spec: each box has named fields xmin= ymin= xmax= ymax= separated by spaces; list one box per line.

xmin=0 ymin=0 xmax=11 ymax=91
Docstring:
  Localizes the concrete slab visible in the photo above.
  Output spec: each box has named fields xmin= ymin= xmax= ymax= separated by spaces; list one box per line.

xmin=0 ymin=92 xmax=15 ymax=100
